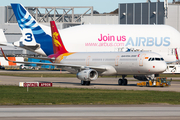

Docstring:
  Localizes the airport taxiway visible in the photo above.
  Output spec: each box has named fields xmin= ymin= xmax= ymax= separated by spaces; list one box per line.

xmin=0 ymin=70 xmax=180 ymax=92
xmin=1 ymin=71 xmax=180 ymax=120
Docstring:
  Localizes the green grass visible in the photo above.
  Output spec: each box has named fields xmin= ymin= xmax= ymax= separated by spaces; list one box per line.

xmin=0 ymin=86 xmax=180 ymax=105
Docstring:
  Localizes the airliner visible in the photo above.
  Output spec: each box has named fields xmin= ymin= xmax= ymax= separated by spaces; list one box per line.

xmin=0 ymin=21 xmax=167 ymax=85
xmin=1 ymin=3 xmax=178 ymax=63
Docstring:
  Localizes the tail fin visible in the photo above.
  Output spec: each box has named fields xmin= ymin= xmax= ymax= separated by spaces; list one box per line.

xmin=0 ymin=29 xmax=14 ymax=47
xmin=11 ymin=3 xmax=53 ymax=56
xmin=0 ymin=29 xmax=7 ymax=43
xmin=175 ymin=48 xmax=179 ymax=60
xmin=50 ymin=21 xmax=68 ymax=54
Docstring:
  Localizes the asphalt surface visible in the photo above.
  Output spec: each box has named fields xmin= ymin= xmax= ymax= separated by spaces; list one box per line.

xmin=1 ymin=105 xmax=180 ymax=120
xmin=0 ymin=70 xmax=180 ymax=92
xmin=1 ymin=70 xmax=180 ymax=120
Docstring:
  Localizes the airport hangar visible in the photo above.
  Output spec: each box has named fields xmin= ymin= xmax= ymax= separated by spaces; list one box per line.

xmin=0 ymin=0 xmax=180 ymax=57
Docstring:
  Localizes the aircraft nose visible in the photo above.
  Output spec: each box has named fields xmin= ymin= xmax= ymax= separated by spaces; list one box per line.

xmin=157 ymin=61 xmax=167 ymax=73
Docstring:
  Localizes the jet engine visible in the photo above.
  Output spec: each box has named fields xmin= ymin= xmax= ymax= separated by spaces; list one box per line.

xmin=77 ymin=69 xmax=98 ymax=81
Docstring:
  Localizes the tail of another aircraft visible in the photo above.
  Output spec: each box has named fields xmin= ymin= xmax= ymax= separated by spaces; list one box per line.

xmin=175 ymin=48 xmax=179 ymax=60
xmin=50 ymin=21 xmax=68 ymax=54
xmin=48 ymin=21 xmax=71 ymax=59
xmin=11 ymin=3 xmax=53 ymax=56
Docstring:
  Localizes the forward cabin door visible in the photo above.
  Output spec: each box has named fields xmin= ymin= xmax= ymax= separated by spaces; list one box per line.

xmin=139 ymin=54 xmax=146 ymax=66
xmin=115 ymin=56 xmax=120 ymax=66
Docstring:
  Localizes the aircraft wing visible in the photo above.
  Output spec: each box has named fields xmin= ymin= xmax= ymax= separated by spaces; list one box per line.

xmin=166 ymin=60 xmax=180 ymax=64
xmin=0 ymin=48 xmax=107 ymax=72
xmin=27 ymin=56 xmax=55 ymax=62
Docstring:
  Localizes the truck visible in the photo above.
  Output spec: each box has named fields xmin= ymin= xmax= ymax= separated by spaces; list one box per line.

xmin=137 ymin=77 xmax=171 ymax=87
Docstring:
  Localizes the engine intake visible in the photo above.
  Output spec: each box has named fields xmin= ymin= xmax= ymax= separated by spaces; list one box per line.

xmin=77 ymin=69 xmax=98 ymax=81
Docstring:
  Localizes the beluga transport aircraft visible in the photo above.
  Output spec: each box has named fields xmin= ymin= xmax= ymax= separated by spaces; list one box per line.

xmin=1 ymin=3 xmax=179 ymax=64
xmin=1 ymin=21 xmax=167 ymax=85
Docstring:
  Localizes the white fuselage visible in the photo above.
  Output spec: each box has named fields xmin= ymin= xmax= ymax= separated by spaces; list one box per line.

xmin=40 ymin=24 xmax=180 ymax=62
xmin=56 ymin=52 xmax=166 ymax=75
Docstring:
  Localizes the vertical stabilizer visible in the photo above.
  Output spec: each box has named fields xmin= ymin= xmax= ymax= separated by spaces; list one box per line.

xmin=50 ymin=21 xmax=68 ymax=54
xmin=11 ymin=3 xmax=53 ymax=56
xmin=0 ymin=29 xmax=7 ymax=43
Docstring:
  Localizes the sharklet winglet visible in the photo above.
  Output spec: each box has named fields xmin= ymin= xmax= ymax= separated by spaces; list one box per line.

xmin=0 ymin=48 xmax=14 ymax=62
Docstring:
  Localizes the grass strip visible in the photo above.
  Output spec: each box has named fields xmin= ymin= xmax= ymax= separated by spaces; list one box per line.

xmin=0 ymin=86 xmax=180 ymax=105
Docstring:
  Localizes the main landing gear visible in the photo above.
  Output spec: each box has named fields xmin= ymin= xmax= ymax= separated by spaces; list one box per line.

xmin=118 ymin=75 xmax=128 ymax=85
xmin=81 ymin=80 xmax=90 ymax=85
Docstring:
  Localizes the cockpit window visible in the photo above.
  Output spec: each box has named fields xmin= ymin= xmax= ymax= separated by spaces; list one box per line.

xmin=155 ymin=58 xmax=160 ymax=61
xmin=148 ymin=57 xmax=164 ymax=61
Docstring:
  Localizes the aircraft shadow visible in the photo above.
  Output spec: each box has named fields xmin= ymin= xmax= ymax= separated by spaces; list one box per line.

xmin=38 ymin=81 xmax=137 ymax=86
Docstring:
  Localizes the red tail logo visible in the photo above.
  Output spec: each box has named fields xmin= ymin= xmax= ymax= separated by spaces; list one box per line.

xmin=50 ymin=21 xmax=68 ymax=54
xmin=175 ymin=48 xmax=179 ymax=60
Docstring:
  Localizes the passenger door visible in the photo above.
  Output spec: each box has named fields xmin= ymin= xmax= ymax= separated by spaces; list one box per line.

xmin=115 ymin=56 xmax=120 ymax=66
xmin=139 ymin=54 xmax=146 ymax=66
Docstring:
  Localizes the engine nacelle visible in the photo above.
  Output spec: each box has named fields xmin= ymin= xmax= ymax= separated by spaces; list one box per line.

xmin=77 ymin=69 xmax=98 ymax=81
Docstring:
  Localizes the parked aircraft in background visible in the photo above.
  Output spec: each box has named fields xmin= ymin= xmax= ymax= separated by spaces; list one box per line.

xmin=3 ymin=3 xmax=179 ymax=63
xmin=0 ymin=21 xmax=167 ymax=85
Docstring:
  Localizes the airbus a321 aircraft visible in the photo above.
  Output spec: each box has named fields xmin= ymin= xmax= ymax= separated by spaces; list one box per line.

xmin=1 ymin=21 xmax=167 ymax=85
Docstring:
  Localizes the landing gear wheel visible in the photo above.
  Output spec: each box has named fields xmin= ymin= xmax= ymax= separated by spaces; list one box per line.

xmin=118 ymin=79 xmax=122 ymax=85
xmin=146 ymin=82 xmax=149 ymax=87
xmin=86 ymin=81 xmax=91 ymax=85
xmin=118 ymin=79 xmax=128 ymax=85
xmin=123 ymin=79 xmax=128 ymax=85
xmin=81 ymin=80 xmax=86 ymax=85
xmin=81 ymin=81 xmax=91 ymax=85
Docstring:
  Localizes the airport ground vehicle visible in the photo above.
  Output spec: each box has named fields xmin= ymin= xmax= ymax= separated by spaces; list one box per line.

xmin=20 ymin=65 xmax=35 ymax=70
xmin=137 ymin=77 xmax=171 ymax=87
xmin=0 ymin=65 xmax=5 ymax=70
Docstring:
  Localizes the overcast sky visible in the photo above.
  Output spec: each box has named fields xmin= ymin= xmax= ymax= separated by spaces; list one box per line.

xmin=1 ymin=0 xmax=166 ymax=13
